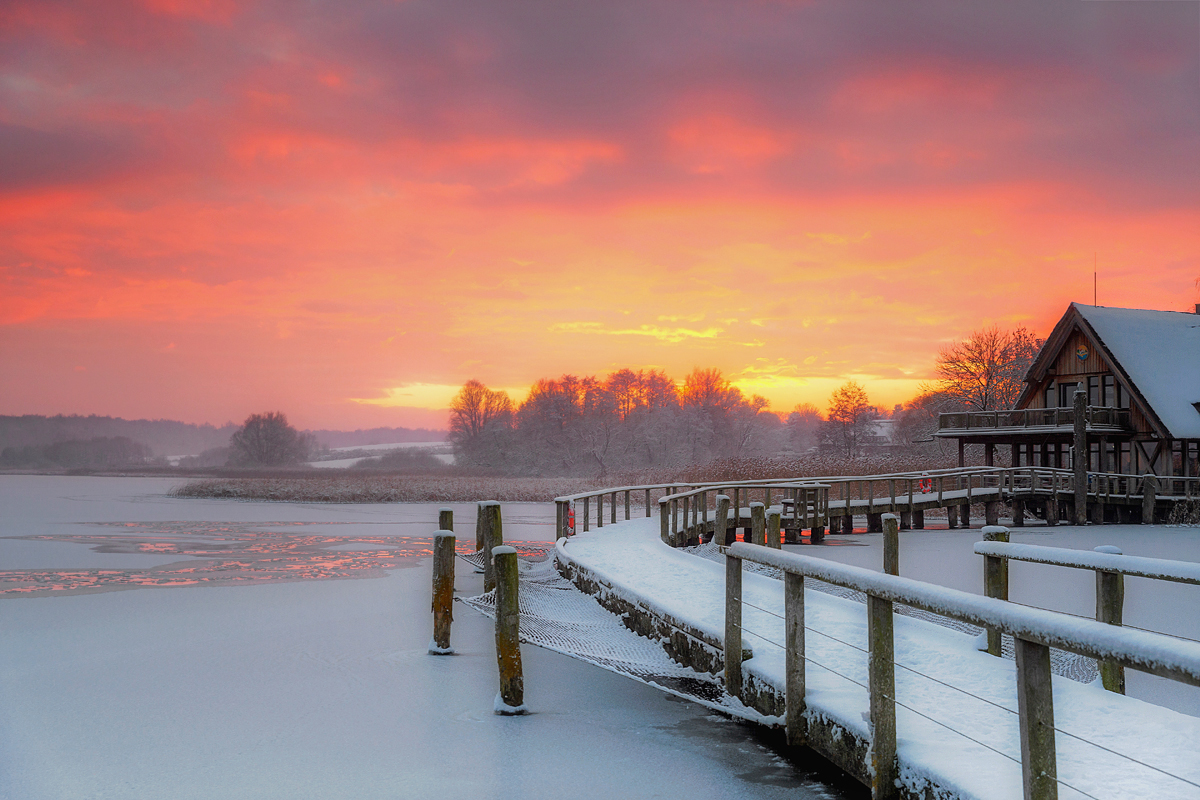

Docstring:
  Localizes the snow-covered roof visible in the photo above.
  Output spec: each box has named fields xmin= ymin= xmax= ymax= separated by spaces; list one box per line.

xmin=1075 ymin=303 xmax=1200 ymax=439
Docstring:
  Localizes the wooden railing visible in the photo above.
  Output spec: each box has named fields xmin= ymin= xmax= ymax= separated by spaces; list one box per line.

xmin=974 ymin=536 xmax=1200 ymax=694
xmin=654 ymin=482 xmax=830 ymax=547
xmin=726 ymin=542 xmax=1200 ymax=800
xmin=937 ymin=406 xmax=1131 ymax=431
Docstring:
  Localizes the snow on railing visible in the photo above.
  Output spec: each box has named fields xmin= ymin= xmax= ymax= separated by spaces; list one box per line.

xmin=974 ymin=541 xmax=1200 ymax=586
xmin=725 ymin=541 xmax=1200 ymax=800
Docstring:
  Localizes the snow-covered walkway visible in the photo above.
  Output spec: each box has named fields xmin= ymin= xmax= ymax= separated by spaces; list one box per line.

xmin=557 ymin=517 xmax=1200 ymax=800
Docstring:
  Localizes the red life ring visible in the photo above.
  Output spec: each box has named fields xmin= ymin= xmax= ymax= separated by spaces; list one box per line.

xmin=918 ymin=477 xmax=932 ymax=493
xmin=567 ymin=504 xmax=576 ymax=536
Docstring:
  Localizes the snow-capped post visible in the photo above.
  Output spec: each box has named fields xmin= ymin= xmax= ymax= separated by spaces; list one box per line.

xmin=784 ymin=571 xmax=806 ymax=747
xmin=492 ymin=545 xmax=527 ymax=715
xmin=429 ymin=531 xmax=455 ymax=655
xmin=1095 ymin=546 xmax=1126 ymax=694
xmin=481 ymin=502 xmax=503 ymax=593
xmin=1142 ymin=474 xmax=1157 ymax=524
xmin=439 ymin=507 xmax=453 ymax=533
xmin=715 ymin=494 xmax=730 ymax=546
xmin=1015 ymin=637 xmax=1057 ymax=800
xmin=882 ymin=513 xmax=899 ymax=576
xmin=724 ymin=551 xmax=743 ymax=698
xmin=1073 ymin=389 xmax=1088 ymax=526
xmin=475 ymin=502 xmax=485 ymax=551
xmin=867 ymin=592 xmax=898 ymax=800
xmin=981 ymin=526 xmax=1010 ymax=657
xmin=750 ymin=502 xmax=766 ymax=546
xmin=766 ymin=509 xmax=781 ymax=549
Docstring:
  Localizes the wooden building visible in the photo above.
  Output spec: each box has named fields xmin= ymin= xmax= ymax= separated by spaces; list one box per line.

xmin=936 ymin=303 xmax=1200 ymax=477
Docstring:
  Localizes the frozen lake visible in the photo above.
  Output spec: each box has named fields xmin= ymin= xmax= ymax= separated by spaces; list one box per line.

xmin=0 ymin=476 xmax=852 ymax=800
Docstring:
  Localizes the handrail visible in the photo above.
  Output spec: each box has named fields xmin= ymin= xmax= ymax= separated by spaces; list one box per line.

xmin=728 ymin=542 xmax=1200 ymax=684
xmin=974 ymin=541 xmax=1200 ymax=585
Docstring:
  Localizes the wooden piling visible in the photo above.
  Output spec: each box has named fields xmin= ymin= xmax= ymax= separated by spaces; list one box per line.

xmin=841 ymin=513 xmax=853 ymax=535
xmin=1045 ymin=497 xmax=1059 ymax=527
xmin=750 ymin=502 xmax=766 ymax=546
xmin=882 ymin=514 xmax=899 ymax=576
xmin=429 ymin=531 xmax=455 ymax=655
xmin=725 ymin=553 xmax=743 ymax=698
xmin=985 ymin=500 xmax=1000 ymax=527
xmin=481 ymin=501 xmax=503 ymax=593
xmin=868 ymin=594 xmax=898 ymax=800
xmin=912 ymin=509 xmax=925 ymax=530
xmin=899 ymin=511 xmax=911 ymax=531
xmin=475 ymin=502 xmax=486 ymax=550
xmin=1015 ymin=638 xmax=1058 ymax=800
xmin=1012 ymin=498 xmax=1025 ymax=527
xmin=439 ymin=507 xmax=453 ymax=533
xmin=492 ymin=545 xmax=527 ymax=715
xmin=867 ymin=512 xmax=883 ymax=533
xmin=660 ymin=498 xmax=671 ymax=544
xmin=785 ymin=572 xmax=806 ymax=746
xmin=947 ymin=505 xmax=958 ymax=529
xmin=981 ymin=526 xmax=1009 ymax=657
xmin=1142 ymin=474 xmax=1157 ymax=524
xmin=767 ymin=509 xmax=782 ymax=549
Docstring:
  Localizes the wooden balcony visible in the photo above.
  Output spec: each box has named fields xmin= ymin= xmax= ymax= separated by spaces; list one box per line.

xmin=936 ymin=406 xmax=1132 ymax=443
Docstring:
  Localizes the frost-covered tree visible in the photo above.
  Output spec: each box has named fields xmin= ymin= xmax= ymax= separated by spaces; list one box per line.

xmin=229 ymin=412 xmax=311 ymax=466
xmin=449 ymin=380 xmax=513 ymax=470
xmin=934 ymin=325 xmax=1042 ymax=410
xmin=827 ymin=381 xmax=873 ymax=457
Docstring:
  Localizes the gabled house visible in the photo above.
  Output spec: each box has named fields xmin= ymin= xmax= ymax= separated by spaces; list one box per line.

xmin=936 ymin=303 xmax=1200 ymax=477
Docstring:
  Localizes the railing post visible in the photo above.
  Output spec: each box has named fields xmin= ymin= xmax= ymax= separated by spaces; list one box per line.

xmin=882 ymin=513 xmax=899 ymax=576
xmin=982 ymin=526 xmax=1010 ymax=656
xmin=1073 ymin=390 xmax=1088 ymax=526
xmin=597 ymin=493 xmax=604 ymax=528
xmin=659 ymin=498 xmax=670 ymax=544
xmin=715 ymin=494 xmax=731 ymax=546
xmin=750 ymin=502 xmax=766 ymax=546
xmin=725 ymin=552 xmax=743 ymax=699
xmin=784 ymin=572 xmax=807 ymax=747
xmin=611 ymin=492 xmax=617 ymax=524
xmin=645 ymin=488 xmax=652 ymax=517
xmin=1094 ymin=545 xmax=1126 ymax=694
xmin=624 ymin=490 xmax=631 ymax=520
xmin=555 ymin=500 xmax=567 ymax=540
xmin=1015 ymin=638 xmax=1058 ymax=800
xmin=867 ymin=594 xmax=898 ymax=800
xmin=682 ymin=495 xmax=690 ymax=542
xmin=767 ymin=509 xmax=782 ymax=549
xmin=582 ymin=496 xmax=590 ymax=532
xmin=1142 ymin=474 xmax=1157 ymax=524
xmin=672 ymin=497 xmax=680 ymax=545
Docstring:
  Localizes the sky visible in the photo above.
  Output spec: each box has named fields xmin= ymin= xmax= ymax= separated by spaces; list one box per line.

xmin=2 ymin=0 xmax=1198 ymax=431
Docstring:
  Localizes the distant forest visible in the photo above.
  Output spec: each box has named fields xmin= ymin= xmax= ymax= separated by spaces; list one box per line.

xmin=0 ymin=415 xmax=446 ymax=471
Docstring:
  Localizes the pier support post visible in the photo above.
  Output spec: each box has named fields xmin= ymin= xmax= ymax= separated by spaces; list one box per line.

xmin=1073 ymin=389 xmax=1088 ymax=526
xmin=475 ymin=502 xmax=486 ymax=550
xmin=784 ymin=572 xmax=807 ymax=747
xmin=985 ymin=500 xmax=1001 ymax=527
xmin=429 ymin=531 xmax=455 ymax=654
xmin=810 ymin=524 xmax=825 ymax=544
xmin=1015 ymin=638 xmax=1058 ymax=800
xmin=1142 ymin=474 xmax=1157 ymax=524
xmin=912 ymin=509 xmax=925 ymax=529
xmin=555 ymin=500 xmax=567 ymax=540
xmin=750 ymin=502 xmax=766 ymax=546
xmin=867 ymin=513 xmax=883 ymax=533
xmin=766 ymin=509 xmax=782 ymax=549
xmin=981 ymin=526 xmax=1009 ymax=657
xmin=841 ymin=513 xmax=853 ymax=535
xmin=882 ymin=514 xmax=899 ymax=576
xmin=947 ymin=505 xmax=959 ymax=529
xmin=493 ymin=546 xmax=527 ymax=715
xmin=725 ymin=553 xmax=743 ymax=698
xmin=1012 ymin=498 xmax=1025 ymax=527
xmin=898 ymin=511 xmax=911 ymax=530
xmin=960 ymin=502 xmax=970 ymax=528
xmin=1045 ymin=498 xmax=1058 ymax=527
xmin=481 ymin=501 xmax=503 ymax=593
xmin=1095 ymin=552 xmax=1126 ymax=694
xmin=868 ymin=594 xmax=898 ymax=800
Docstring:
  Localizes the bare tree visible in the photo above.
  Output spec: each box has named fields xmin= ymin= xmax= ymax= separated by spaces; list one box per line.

xmin=785 ymin=402 xmax=823 ymax=454
xmin=229 ymin=412 xmax=310 ymax=466
xmin=449 ymin=379 xmax=513 ymax=469
xmin=933 ymin=325 xmax=1042 ymax=410
xmin=827 ymin=381 xmax=872 ymax=457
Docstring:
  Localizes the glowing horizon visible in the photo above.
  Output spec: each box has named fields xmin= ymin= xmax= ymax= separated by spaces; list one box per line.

xmin=2 ymin=1 xmax=1197 ymax=431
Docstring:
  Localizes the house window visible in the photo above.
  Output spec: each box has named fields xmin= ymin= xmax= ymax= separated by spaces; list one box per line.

xmin=1102 ymin=375 xmax=1115 ymax=407
xmin=1087 ymin=376 xmax=1100 ymax=406
xmin=1058 ymin=381 xmax=1079 ymax=407
xmin=1045 ymin=384 xmax=1055 ymax=409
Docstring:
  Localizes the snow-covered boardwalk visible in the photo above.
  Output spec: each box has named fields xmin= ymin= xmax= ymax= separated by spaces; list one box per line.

xmin=556 ymin=517 xmax=1200 ymax=800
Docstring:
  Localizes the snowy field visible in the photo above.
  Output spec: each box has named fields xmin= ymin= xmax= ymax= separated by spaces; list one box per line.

xmin=0 ymin=476 xmax=849 ymax=800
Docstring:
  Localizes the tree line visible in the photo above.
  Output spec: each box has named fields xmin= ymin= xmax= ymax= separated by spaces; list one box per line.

xmin=449 ymin=324 xmax=1043 ymax=476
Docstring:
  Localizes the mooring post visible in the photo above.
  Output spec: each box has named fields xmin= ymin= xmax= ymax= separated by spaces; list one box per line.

xmin=716 ymin=495 xmax=731 ymax=546
xmin=1094 ymin=546 xmax=1125 ymax=694
xmin=766 ymin=509 xmax=782 ymax=549
xmin=429 ymin=531 xmax=455 ymax=655
xmin=750 ymin=502 xmax=766 ymax=546
xmin=868 ymin=594 xmax=898 ymax=800
xmin=1073 ymin=389 xmax=1088 ymax=527
xmin=981 ymin=526 xmax=1010 ymax=657
xmin=1012 ymin=498 xmax=1025 ymax=527
xmin=985 ymin=500 xmax=1001 ymax=527
xmin=1015 ymin=638 xmax=1058 ymax=800
xmin=481 ymin=501 xmax=503 ymax=593
xmin=725 ymin=552 xmax=743 ymax=699
xmin=1141 ymin=474 xmax=1157 ymax=524
xmin=492 ymin=546 xmax=527 ymax=715
xmin=882 ymin=513 xmax=899 ymax=576
xmin=784 ymin=571 xmax=807 ymax=747
xmin=439 ymin=507 xmax=453 ymax=533
xmin=947 ymin=504 xmax=959 ymax=529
